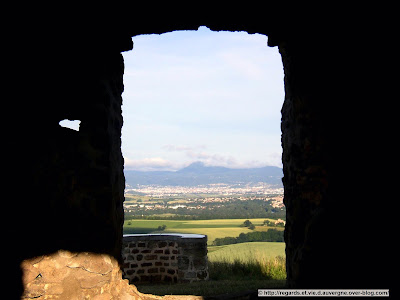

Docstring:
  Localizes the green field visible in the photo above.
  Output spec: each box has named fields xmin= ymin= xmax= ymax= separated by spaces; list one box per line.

xmin=123 ymin=218 xmax=284 ymax=245
xmin=127 ymin=219 xmax=286 ymax=296
xmin=208 ymin=242 xmax=285 ymax=262
xmin=136 ymin=242 xmax=286 ymax=296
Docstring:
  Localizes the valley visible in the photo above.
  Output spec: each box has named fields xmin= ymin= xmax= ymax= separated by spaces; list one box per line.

xmin=123 ymin=162 xmax=287 ymax=288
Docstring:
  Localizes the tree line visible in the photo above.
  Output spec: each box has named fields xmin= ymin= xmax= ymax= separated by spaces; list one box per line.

xmin=125 ymin=199 xmax=285 ymax=220
xmin=212 ymin=229 xmax=284 ymax=246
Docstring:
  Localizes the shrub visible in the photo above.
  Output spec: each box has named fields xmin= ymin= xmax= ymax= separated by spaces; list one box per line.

xmin=212 ymin=229 xmax=284 ymax=246
xmin=157 ymin=224 xmax=167 ymax=231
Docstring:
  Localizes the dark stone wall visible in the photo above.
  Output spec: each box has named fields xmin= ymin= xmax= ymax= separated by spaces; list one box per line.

xmin=280 ymin=38 xmax=344 ymax=287
xmin=279 ymin=33 xmax=391 ymax=288
xmin=13 ymin=49 xmax=126 ymax=258
xmin=8 ymin=24 xmax=132 ymax=297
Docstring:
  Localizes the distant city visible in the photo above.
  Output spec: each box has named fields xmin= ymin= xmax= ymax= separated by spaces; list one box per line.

xmin=123 ymin=162 xmax=284 ymax=219
xmin=125 ymin=183 xmax=283 ymax=198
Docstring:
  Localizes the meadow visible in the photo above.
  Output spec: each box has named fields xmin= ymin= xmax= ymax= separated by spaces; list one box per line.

xmin=124 ymin=218 xmax=286 ymax=296
xmin=136 ymin=242 xmax=286 ymax=296
xmin=123 ymin=218 xmax=284 ymax=245
xmin=208 ymin=242 xmax=285 ymax=261
xmin=208 ymin=242 xmax=285 ymax=281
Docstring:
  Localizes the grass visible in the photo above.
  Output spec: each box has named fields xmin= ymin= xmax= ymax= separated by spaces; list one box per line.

xmin=208 ymin=242 xmax=285 ymax=261
xmin=208 ymin=242 xmax=286 ymax=281
xmin=209 ymin=255 xmax=286 ymax=281
xmin=136 ymin=280 xmax=286 ymax=297
xmin=124 ymin=217 xmax=287 ymax=297
xmin=123 ymin=218 xmax=282 ymax=229
xmin=123 ymin=219 xmax=284 ymax=245
xmin=165 ymin=227 xmax=253 ymax=245
xmin=136 ymin=243 xmax=286 ymax=297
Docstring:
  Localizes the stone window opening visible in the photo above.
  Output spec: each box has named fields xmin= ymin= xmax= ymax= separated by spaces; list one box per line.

xmin=121 ymin=27 xmax=285 ymax=286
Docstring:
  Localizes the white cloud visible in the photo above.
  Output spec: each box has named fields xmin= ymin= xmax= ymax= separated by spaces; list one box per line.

xmin=184 ymin=150 xmax=282 ymax=169
xmin=123 ymin=151 xmax=282 ymax=171
xmin=162 ymin=144 xmax=207 ymax=152
xmin=124 ymin=157 xmax=178 ymax=171
xmin=218 ymin=52 xmax=264 ymax=79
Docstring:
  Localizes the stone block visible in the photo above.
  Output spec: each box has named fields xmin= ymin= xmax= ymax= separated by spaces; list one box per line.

xmin=141 ymin=262 xmax=152 ymax=267
xmin=158 ymin=241 xmax=167 ymax=248
xmin=193 ymin=257 xmax=207 ymax=269
xmin=197 ymin=270 xmax=208 ymax=280
xmin=185 ymin=271 xmax=197 ymax=279
xmin=148 ymin=268 xmax=158 ymax=274
xmin=177 ymin=256 xmax=189 ymax=269
xmin=127 ymin=255 xmax=134 ymax=261
xmin=126 ymin=269 xmax=135 ymax=275
xmin=144 ymin=254 xmax=157 ymax=260
xmin=147 ymin=240 xmax=158 ymax=249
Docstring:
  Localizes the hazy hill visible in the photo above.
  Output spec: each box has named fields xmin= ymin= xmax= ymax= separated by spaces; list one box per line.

xmin=124 ymin=162 xmax=283 ymax=187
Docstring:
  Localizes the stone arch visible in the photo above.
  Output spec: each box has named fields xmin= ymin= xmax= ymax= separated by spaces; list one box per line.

xmin=9 ymin=6 xmax=391 ymax=298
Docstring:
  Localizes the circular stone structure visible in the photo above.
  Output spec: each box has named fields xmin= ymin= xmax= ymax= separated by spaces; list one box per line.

xmin=122 ymin=233 xmax=208 ymax=284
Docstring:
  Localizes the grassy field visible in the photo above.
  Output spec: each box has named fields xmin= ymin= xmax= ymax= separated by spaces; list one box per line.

xmin=136 ymin=279 xmax=286 ymax=297
xmin=208 ymin=242 xmax=285 ymax=261
xmin=125 ymin=218 xmax=286 ymax=297
xmin=123 ymin=218 xmax=284 ymax=245
xmin=136 ymin=242 xmax=286 ymax=297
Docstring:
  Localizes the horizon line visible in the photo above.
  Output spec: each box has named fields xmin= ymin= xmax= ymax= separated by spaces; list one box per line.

xmin=124 ymin=161 xmax=282 ymax=172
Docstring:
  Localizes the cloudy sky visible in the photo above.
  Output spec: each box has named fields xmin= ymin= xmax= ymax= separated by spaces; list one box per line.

xmin=121 ymin=26 xmax=284 ymax=171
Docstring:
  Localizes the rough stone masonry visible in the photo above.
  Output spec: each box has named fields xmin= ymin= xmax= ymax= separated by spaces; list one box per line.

xmin=122 ymin=234 xmax=208 ymax=284
xmin=21 ymin=250 xmax=150 ymax=299
xmin=21 ymin=250 xmax=204 ymax=299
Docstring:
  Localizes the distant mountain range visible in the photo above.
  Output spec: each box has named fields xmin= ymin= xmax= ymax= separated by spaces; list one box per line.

xmin=124 ymin=162 xmax=283 ymax=187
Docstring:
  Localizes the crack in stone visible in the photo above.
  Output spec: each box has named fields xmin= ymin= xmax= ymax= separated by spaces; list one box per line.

xmin=66 ymin=265 xmax=113 ymax=276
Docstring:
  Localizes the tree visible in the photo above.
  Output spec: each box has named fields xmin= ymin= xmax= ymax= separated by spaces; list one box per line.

xmin=242 ymin=220 xmax=252 ymax=227
xmin=157 ymin=224 xmax=167 ymax=231
xmin=237 ymin=233 xmax=248 ymax=243
xmin=249 ymin=224 xmax=256 ymax=230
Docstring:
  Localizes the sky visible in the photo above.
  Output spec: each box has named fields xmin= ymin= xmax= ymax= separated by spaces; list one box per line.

xmin=121 ymin=26 xmax=284 ymax=171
